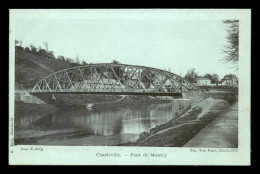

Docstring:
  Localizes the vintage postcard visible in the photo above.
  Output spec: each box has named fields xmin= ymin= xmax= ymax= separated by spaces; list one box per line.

xmin=9 ymin=9 xmax=251 ymax=165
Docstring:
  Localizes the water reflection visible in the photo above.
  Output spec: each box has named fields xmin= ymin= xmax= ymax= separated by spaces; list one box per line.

xmin=15 ymin=100 xmax=190 ymax=145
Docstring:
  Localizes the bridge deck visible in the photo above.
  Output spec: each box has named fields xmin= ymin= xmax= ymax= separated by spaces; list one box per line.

xmin=30 ymin=92 xmax=182 ymax=97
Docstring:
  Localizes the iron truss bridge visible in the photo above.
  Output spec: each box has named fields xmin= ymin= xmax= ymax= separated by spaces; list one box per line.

xmin=31 ymin=63 xmax=199 ymax=97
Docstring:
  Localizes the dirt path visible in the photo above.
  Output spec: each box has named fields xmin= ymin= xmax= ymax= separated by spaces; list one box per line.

xmin=184 ymin=102 xmax=238 ymax=148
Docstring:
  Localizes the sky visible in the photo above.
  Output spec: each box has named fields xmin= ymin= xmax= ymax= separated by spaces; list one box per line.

xmin=15 ymin=19 xmax=238 ymax=79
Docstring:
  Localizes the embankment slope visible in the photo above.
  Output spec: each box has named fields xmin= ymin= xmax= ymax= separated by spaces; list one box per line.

xmin=15 ymin=48 xmax=80 ymax=89
xmin=122 ymin=90 xmax=237 ymax=147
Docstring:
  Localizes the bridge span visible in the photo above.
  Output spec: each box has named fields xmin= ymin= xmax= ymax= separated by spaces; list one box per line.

xmin=30 ymin=63 xmax=199 ymax=106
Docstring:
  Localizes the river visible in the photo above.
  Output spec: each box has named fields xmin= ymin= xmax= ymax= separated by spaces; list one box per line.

xmin=14 ymin=99 xmax=191 ymax=146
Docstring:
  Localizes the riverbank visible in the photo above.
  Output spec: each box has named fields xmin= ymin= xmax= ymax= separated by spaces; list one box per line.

xmin=15 ymin=102 xmax=59 ymax=117
xmin=92 ymin=95 xmax=173 ymax=109
xmin=14 ymin=95 xmax=172 ymax=113
xmin=119 ymin=89 xmax=237 ymax=147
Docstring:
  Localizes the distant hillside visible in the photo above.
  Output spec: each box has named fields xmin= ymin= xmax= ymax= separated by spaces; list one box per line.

xmin=15 ymin=47 xmax=81 ymax=90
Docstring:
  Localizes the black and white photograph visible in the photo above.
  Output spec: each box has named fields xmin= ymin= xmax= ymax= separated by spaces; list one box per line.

xmin=9 ymin=9 xmax=251 ymax=165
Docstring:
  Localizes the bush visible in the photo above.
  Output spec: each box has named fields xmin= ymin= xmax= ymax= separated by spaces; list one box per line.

xmin=82 ymin=60 xmax=87 ymax=65
xmin=15 ymin=46 xmax=24 ymax=52
xmin=224 ymin=94 xmax=237 ymax=103
xmin=47 ymin=51 xmax=55 ymax=59
xmin=30 ymin=45 xmax=37 ymax=52
xmin=25 ymin=47 xmax=30 ymax=52
xmin=57 ymin=56 xmax=65 ymax=61
xmin=66 ymin=58 xmax=75 ymax=63
xmin=38 ymin=49 xmax=48 ymax=56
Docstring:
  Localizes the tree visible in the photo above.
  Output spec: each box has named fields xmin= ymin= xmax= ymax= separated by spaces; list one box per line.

xmin=222 ymin=20 xmax=239 ymax=69
xmin=43 ymin=42 xmax=48 ymax=52
xmin=76 ymin=55 xmax=80 ymax=64
xmin=203 ymin=73 xmax=219 ymax=84
xmin=38 ymin=49 xmax=48 ymax=56
xmin=47 ymin=51 xmax=55 ymax=59
xmin=19 ymin=40 xmax=23 ymax=47
xmin=82 ymin=60 xmax=87 ymax=65
xmin=15 ymin=40 xmax=19 ymax=46
xmin=30 ymin=45 xmax=37 ymax=52
xmin=111 ymin=59 xmax=120 ymax=64
xmin=211 ymin=74 xmax=219 ymax=84
xmin=204 ymin=74 xmax=213 ymax=81
xmin=66 ymin=58 xmax=74 ymax=63
xmin=57 ymin=55 xmax=65 ymax=61
xmin=25 ymin=47 xmax=30 ymax=52
xmin=184 ymin=68 xmax=198 ymax=82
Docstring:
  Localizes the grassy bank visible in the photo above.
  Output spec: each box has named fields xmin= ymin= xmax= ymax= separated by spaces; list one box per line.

xmin=15 ymin=48 xmax=80 ymax=89
xmin=119 ymin=89 xmax=237 ymax=147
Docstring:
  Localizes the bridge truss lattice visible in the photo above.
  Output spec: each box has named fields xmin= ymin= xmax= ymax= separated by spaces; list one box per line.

xmin=31 ymin=63 xmax=199 ymax=95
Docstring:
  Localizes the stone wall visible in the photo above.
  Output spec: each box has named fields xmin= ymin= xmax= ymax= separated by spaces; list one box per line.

xmin=15 ymin=90 xmax=45 ymax=104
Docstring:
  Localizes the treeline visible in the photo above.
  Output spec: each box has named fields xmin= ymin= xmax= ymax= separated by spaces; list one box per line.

xmin=15 ymin=40 xmax=88 ymax=65
xmin=184 ymin=68 xmax=219 ymax=83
